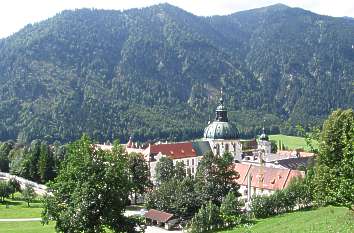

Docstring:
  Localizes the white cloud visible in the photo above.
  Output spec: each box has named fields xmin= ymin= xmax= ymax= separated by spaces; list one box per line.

xmin=0 ymin=0 xmax=353 ymax=39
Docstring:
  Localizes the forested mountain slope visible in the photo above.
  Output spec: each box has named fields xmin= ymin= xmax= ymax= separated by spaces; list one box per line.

xmin=0 ymin=3 xmax=353 ymax=143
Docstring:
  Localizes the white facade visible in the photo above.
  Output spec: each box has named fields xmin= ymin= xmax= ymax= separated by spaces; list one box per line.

xmin=257 ymin=140 xmax=272 ymax=155
xmin=207 ymin=139 xmax=242 ymax=161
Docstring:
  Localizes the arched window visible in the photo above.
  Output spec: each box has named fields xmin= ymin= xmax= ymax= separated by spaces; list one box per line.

xmin=225 ymin=143 xmax=229 ymax=152
xmin=216 ymin=144 xmax=220 ymax=156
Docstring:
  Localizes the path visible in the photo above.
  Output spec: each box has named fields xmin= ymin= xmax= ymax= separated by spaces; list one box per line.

xmin=0 ymin=218 xmax=41 ymax=222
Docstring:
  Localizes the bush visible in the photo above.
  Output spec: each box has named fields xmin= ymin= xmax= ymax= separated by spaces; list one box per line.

xmin=251 ymin=195 xmax=275 ymax=218
xmin=188 ymin=201 xmax=222 ymax=233
xmin=220 ymin=191 xmax=243 ymax=226
xmin=286 ymin=177 xmax=313 ymax=209
xmin=251 ymin=177 xmax=314 ymax=218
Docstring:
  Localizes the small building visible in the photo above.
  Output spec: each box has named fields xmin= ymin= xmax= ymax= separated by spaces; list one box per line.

xmin=144 ymin=209 xmax=174 ymax=230
xmin=234 ymin=163 xmax=304 ymax=203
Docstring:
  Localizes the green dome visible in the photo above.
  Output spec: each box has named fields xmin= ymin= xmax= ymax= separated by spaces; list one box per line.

xmin=204 ymin=121 xmax=239 ymax=139
xmin=203 ymin=89 xmax=239 ymax=140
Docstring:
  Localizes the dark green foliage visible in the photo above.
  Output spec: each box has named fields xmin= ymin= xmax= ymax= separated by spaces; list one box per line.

xmin=251 ymin=175 xmax=315 ymax=218
xmin=6 ymin=139 xmax=62 ymax=184
xmin=188 ymin=201 xmax=222 ymax=233
xmin=220 ymin=191 xmax=243 ymax=226
xmin=38 ymin=142 xmax=56 ymax=183
xmin=270 ymin=140 xmax=277 ymax=153
xmin=8 ymin=178 xmax=21 ymax=199
xmin=0 ymin=180 xmax=11 ymax=202
xmin=0 ymin=141 xmax=14 ymax=172
xmin=286 ymin=176 xmax=313 ymax=209
xmin=145 ymin=176 xmax=199 ymax=218
xmin=127 ymin=152 xmax=152 ymax=203
xmin=155 ymin=157 xmax=174 ymax=184
xmin=195 ymin=152 xmax=240 ymax=206
xmin=313 ymin=109 xmax=354 ymax=207
xmin=174 ymin=161 xmax=186 ymax=181
xmin=0 ymin=4 xmax=353 ymax=144
xmin=42 ymin=135 xmax=139 ymax=233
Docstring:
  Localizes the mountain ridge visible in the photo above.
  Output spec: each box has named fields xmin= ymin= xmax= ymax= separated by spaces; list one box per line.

xmin=0 ymin=4 xmax=353 ymax=143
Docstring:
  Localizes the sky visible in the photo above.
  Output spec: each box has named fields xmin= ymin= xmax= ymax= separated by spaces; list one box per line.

xmin=0 ymin=0 xmax=353 ymax=39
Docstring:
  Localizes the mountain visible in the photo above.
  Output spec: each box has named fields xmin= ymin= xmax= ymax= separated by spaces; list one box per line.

xmin=0 ymin=3 xmax=353 ymax=143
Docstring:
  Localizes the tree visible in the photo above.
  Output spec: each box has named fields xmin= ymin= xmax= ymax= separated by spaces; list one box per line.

xmin=21 ymin=184 xmax=36 ymax=207
xmin=0 ymin=141 xmax=14 ymax=172
xmin=174 ymin=161 xmax=186 ymax=181
xmin=270 ymin=140 xmax=277 ymax=153
xmin=0 ymin=181 xmax=11 ymax=202
xmin=195 ymin=152 xmax=240 ymax=206
xmin=155 ymin=156 xmax=174 ymax=184
xmin=313 ymin=109 xmax=354 ymax=207
xmin=189 ymin=201 xmax=222 ymax=233
xmin=38 ymin=142 xmax=55 ymax=183
xmin=286 ymin=176 xmax=313 ymax=210
xmin=127 ymin=152 xmax=152 ymax=204
xmin=21 ymin=140 xmax=41 ymax=182
xmin=220 ymin=191 xmax=243 ymax=226
xmin=8 ymin=178 xmax=21 ymax=199
xmin=145 ymin=176 xmax=198 ymax=218
xmin=42 ymin=135 xmax=139 ymax=233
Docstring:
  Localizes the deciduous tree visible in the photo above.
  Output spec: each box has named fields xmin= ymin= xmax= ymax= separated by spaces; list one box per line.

xmin=42 ymin=135 xmax=139 ymax=233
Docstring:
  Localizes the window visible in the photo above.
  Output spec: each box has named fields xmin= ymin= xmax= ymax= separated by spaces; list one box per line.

xmin=225 ymin=144 xmax=229 ymax=152
xmin=192 ymin=159 xmax=194 ymax=166
xmin=187 ymin=159 xmax=189 ymax=166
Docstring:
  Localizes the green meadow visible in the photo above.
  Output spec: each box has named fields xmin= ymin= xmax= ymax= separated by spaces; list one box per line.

xmin=220 ymin=206 xmax=354 ymax=233
xmin=269 ymin=134 xmax=318 ymax=151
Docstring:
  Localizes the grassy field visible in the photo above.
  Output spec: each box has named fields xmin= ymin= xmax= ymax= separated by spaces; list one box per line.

xmin=269 ymin=134 xmax=317 ymax=151
xmin=0 ymin=195 xmax=56 ymax=233
xmin=220 ymin=206 xmax=354 ymax=233
xmin=0 ymin=221 xmax=55 ymax=233
xmin=0 ymin=198 xmax=43 ymax=219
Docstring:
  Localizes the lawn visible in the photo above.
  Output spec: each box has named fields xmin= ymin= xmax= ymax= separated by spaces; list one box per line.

xmin=269 ymin=134 xmax=318 ymax=151
xmin=0 ymin=221 xmax=55 ymax=233
xmin=220 ymin=206 xmax=354 ymax=233
xmin=0 ymin=198 xmax=43 ymax=219
xmin=0 ymin=195 xmax=56 ymax=233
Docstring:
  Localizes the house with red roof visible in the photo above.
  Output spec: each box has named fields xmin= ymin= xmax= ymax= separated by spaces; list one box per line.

xmin=143 ymin=141 xmax=211 ymax=181
xmin=234 ymin=163 xmax=304 ymax=202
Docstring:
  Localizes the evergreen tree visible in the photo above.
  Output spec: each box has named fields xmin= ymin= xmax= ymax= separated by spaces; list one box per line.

xmin=38 ymin=142 xmax=55 ymax=183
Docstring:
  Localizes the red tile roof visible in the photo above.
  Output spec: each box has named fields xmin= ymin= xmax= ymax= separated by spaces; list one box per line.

xmin=148 ymin=142 xmax=197 ymax=159
xmin=234 ymin=164 xmax=304 ymax=191
xmin=144 ymin=209 xmax=174 ymax=223
xmin=234 ymin=163 xmax=251 ymax=184
xmin=285 ymin=169 xmax=305 ymax=188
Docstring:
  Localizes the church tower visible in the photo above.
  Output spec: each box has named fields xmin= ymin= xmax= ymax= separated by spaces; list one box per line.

xmin=203 ymin=89 xmax=242 ymax=161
